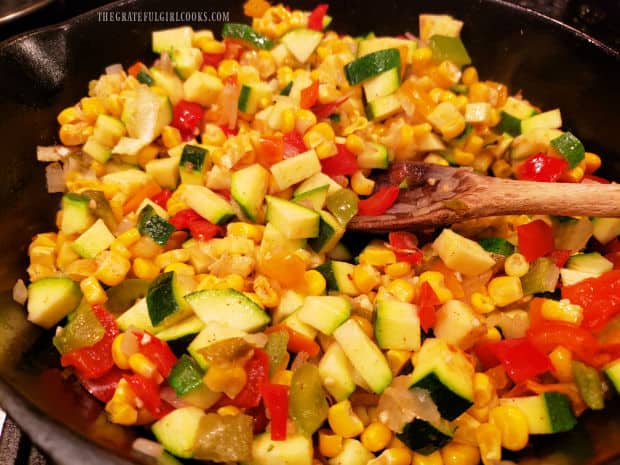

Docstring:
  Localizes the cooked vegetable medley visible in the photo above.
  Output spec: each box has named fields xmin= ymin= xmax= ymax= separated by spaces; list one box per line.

xmin=21 ymin=2 xmax=620 ymax=464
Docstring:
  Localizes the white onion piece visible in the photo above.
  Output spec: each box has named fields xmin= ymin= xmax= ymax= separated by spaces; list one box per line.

xmin=159 ymin=386 xmax=189 ymax=409
xmin=45 ymin=162 xmax=65 ymax=193
xmin=115 ymin=217 xmax=136 ymax=235
xmin=37 ymin=145 xmax=69 ymax=162
xmin=105 ymin=63 xmax=124 ymax=75
xmin=12 ymin=279 xmax=27 ymax=305
xmin=120 ymin=330 xmax=139 ymax=356
xmin=290 ymin=351 xmax=310 ymax=371
xmin=243 ymin=332 xmax=268 ymax=348
xmin=158 ymin=52 xmax=173 ymax=73
xmin=132 ymin=438 xmax=164 ymax=458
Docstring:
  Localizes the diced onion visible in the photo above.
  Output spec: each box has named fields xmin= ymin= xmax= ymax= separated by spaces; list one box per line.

xmin=159 ymin=386 xmax=189 ymax=409
xmin=115 ymin=217 xmax=136 ymax=235
xmin=37 ymin=145 xmax=71 ymax=162
xmin=290 ymin=351 xmax=310 ymax=371
xmin=45 ymin=162 xmax=65 ymax=193
xmin=105 ymin=63 xmax=124 ymax=75
xmin=132 ymin=438 xmax=164 ymax=458
xmin=12 ymin=279 xmax=27 ymax=305
xmin=243 ymin=332 xmax=268 ymax=348
xmin=121 ymin=330 xmax=139 ymax=355
xmin=158 ymin=52 xmax=173 ymax=73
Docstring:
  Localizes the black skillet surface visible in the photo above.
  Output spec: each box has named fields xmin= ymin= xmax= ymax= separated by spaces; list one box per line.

xmin=0 ymin=1 xmax=619 ymax=464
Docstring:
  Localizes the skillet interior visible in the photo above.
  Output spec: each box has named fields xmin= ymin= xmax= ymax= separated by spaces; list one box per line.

xmin=0 ymin=1 xmax=618 ymax=464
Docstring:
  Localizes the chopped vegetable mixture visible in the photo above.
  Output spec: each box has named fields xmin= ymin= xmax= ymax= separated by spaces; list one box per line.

xmin=22 ymin=2 xmax=620 ymax=465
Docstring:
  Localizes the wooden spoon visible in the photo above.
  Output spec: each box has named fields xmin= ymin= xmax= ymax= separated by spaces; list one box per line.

xmin=348 ymin=161 xmax=620 ymax=231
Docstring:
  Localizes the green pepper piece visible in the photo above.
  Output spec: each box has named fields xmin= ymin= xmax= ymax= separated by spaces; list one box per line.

xmin=428 ymin=35 xmax=471 ymax=67
xmin=264 ymin=330 xmax=290 ymax=378
xmin=193 ymin=413 xmax=254 ymax=462
xmin=478 ymin=237 xmax=515 ymax=256
xmin=168 ymin=354 xmax=205 ymax=397
xmin=105 ymin=278 xmax=151 ymax=314
xmin=82 ymin=190 xmax=118 ymax=232
xmin=289 ymin=363 xmax=329 ymax=435
xmin=520 ymin=257 xmax=560 ymax=295
xmin=136 ymin=69 xmax=154 ymax=86
xmin=53 ymin=302 xmax=105 ymax=355
xmin=326 ymin=188 xmax=358 ymax=226
xmin=550 ymin=131 xmax=585 ymax=168
xmin=572 ymin=361 xmax=605 ymax=410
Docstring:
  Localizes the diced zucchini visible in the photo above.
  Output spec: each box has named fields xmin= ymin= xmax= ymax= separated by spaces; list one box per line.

xmin=294 ymin=172 xmax=342 ymax=196
xmin=252 ymin=433 xmax=313 ymax=465
xmin=500 ymin=393 xmax=576 ymax=434
xmin=553 ymin=216 xmax=593 ymax=252
xmin=188 ymin=322 xmax=248 ymax=369
xmin=434 ymin=300 xmax=481 ymax=349
xmin=265 ymin=196 xmax=320 ymax=240
xmin=93 ymin=113 xmax=126 ymax=147
xmin=293 ymin=184 xmax=329 ymax=211
xmin=170 ymin=47 xmax=203 ymax=79
xmin=327 ymin=242 xmax=353 ymax=262
xmin=521 ymin=109 xmax=562 ymax=134
xmin=145 ymin=156 xmax=179 ymax=190
xmin=116 ymin=298 xmax=158 ymax=332
xmin=409 ymin=338 xmax=474 ymax=420
xmin=465 ymin=102 xmax=491 ymax=124
xmin=419 ymin=14 xmax=463 ymax=41
xmin=180 ymin=185 xmax=235 ymax=225
xmin=357 ymin=37 xmax=416 ymax=64
xmin=478 ymin=237 xmax=515 ymax=256
xmin=309 ymin=210 xmax=346 ymax=255
xmin=270 ymin=149 xmax=322 ymax=191
xmin=281 ymin=28 xmax=323 ymax=63
xmin=366 ymin=93 xmax=402 ymax=121
xmin=238 ymin=82 xmax=273 ymax=114
xmin=397 ymin=418 xmax=454 ymax=455
xmin=432 ymin=228 xmax=495 ymax=277
xmin=495 ymin=111 xmax=523 ymax=137
xmin=327 ymin=439 xmax=374 ymax=465
xmin=149 ymin=68 xmax=185 ymax=105
xmin=221 ymin=23 xmax=274 ymax=50
xmin=315 ymin=260 xmax=358 ymax=296
xmin=363 ymin=68 xmax=400 ymax=101
xmin=344 ymin=48 xmax=401 ymax=85
xmin=592 ymin=217 xmax=620 ymax=245
xmin=332 ymin=319 xmax=392 ymax=394
xmin=566 ymin=252 xmax=613 ymax=275
xmin=298 ymin=296 xmax=351 ymax=335
xmin=137 ymin=205 xmax=175 ymax=245
xmin=501 ymin=96 xmax=536 ymax=119
xmin=146 ymin=271 xmax=190 ymax=327
xmin=604 ymin=358 xmax=620 ymax=395
xmin=560 ymin=268 xmax=598 ymax=286
xmin=123 ymin=86 xmax=173 ymax=140
xmin=185 ymin=289 xmax=270 ymax=332
xmin=61 ymin=193 xmax=95 ymax=235
xmin=510 ymin=128 xmax=563 ymax=162
xmin=106 ymin=278 xmax=151 ymax=315
xmin=27 ymin=278 xmax=82 ymax=329
xmin=183 ymin=72 xmax=223 ymax=106
xmin=273 ymin=289 xmax=305 ymax=323
xmin=521 ymin=257 xmax=560 ymax=294
xmin=179 ymin=144 xmax=208 ymax=185
xmin=152 ymin=26 xmax=193 ymax=53
xmin=156 ymin=316 xmax=205 ymax=341
xmin=71 ymin=219 xmax=115 ymax=259
xmin=112 ymin=137 xmax=149 ymax=157
xmin=282 ymin=309 xmax=317 ymax=339
xmin=356 ymin=142 xmax=389 ymax=169
xmin=428 ymin=35 xmax=471 ymax=67
xmin=258 ymin=222 xmax=306 ymax=260
xmin=83 ymin=137 xmax=112 ymax=163
xmin=374 ymin=298 xmax=421 ymax=351
xmin=231 ymin=163 xmax=269 ymax=221
xmin=152 ymin=406 xmax=204 ymax=459
xmin=318 ymin=342 xmax=356 ymax=401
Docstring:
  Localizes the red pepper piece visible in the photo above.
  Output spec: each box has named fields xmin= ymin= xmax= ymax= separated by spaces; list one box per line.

xmin=300 ymin=80 xmax=320 ymax=109
xmin=256 ymin=135 xmax=284 ymax=167
xmin=171 ymin=100 xmax=204 ymax=140
xmin=516 ymin=153 xmax=568 ymax=182
xmin=283 ymin=130 xmax=308 ymax=158
xmin=220 ymin=124 xmax=239 ymax=137
xmin=527 ymin=321 xmax=600 ymax=365
xmin=320 ymin=144 xmax=358 ymax=176
xmin=224 ymin=38 xmax=244 ymax=60
xmin=562 ymin=270 xmax=620 ymax=331
xmin=357 ymin=186 xmax=400 ymax=216
xmin=581 ymin=174 xmax=610 ymax=184
xmin=150 ymin=188 xmax=172 ymax=209
xmin=169 ymin=209 xmax=203 ymax=230
xmin=226 ymin=349 xmax=269 ymax=409
xmin=389 ymin=231 xmax=423 ymax=265
xmin=202 ymin=52 xmax=225 ymax=68
xmin=137 ymin=332 xmax=177 ymax=378
xmin=189 ymin=219 xmax=223 ymax=241
xmin=549 ymin=249 xmax=571 ymax=268
xmin=417 ymin=281 xmax=440 ymax=332
xmin=307 ymin=4 xmax=329 ymax=31
xmin=79 ymin=367 xmax=125 ymax=403
xmin=517 ymin=219 xmax=555 ymax=262
xmin=123 ymin=374 xmax=171 ymax=418
xmin=260 ymin=383 xmax=289 ymax=441
xmin=312 ymin=96 xmax=348 ymax=119
xmin=127 ymin=61 xmax=147 ymax=78
xmin=61 ymin=305 xmax=119 ymax=380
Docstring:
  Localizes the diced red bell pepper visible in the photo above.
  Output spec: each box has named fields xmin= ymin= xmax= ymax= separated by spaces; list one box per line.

xmin=581 ymin=174 xmax=610 ymax=184
xmin=169 ymin=208 xmax=222 ymax=241
xmin=171 ymin=100 xmax=204 ymax=140
xmin=283 ymin=130 xmax=307 ymax=158
xmin=357 ymin=186 xmax=400 ymax=216
xmin=202 ymin=52 xmax=225 ymax=68
xmin=224 ymin=38 xmax=244 ymax=60
xmin=605 ymin=238 xmax=620 ymax=254
xmin=150 ymin=188 xmax=172 ymax=209
xmin=169 ymin=209 xmax=203 ymax=230
xmin=260 ymin=383 xmax=289 ymax=441
xmin=79 ymin=367 xmax=125 ymax=403
xmin=220 ymin=124 xmax=238 ymax=137
xmin=127 ymin=61 xmax=147 ymax=78
xmin=123 ymin=373 xmax=171 ymax=418
xmin=605 ymin=252 xmax=620 ymax=270
xmin=417 ymin=281 xmax=440 ymax=332
xmin=320 ymin=144 xmax=358 ymax=176
xmin=300 ymin=80 xmax=320 ymax=109
xmin=549 ymin=249 xmax=571 ymax=268
xmin=265 ymin=324 xmax=320 ymax=358
xmin=527 ymin=321 xmax=599 ymax=365
xmin=312 ymin=96 xmax=348 ymax=119
xmin=474 ymin=338 xmax=554 ymax=383
xmin=388 ymin=231 xmax=423 ymax=265
xmin=226 ymin=349 xmax=269 ymax=409
xmin=137 ymin=332 xmax=177 ymax=378
xmin=256 ymin=135 xmax=284 ymax=167
xmin=562 ymin=270 xmax=620 ymax=331
xmin=516 ymin=153 xmax=568 ymax=182
xmin=517 ymin=219 xmax=555 ymax=262
xmin=307 ymin=4 xmax=329 ymax=31
xmin=61 ymin=305 xmax=119 ymax=380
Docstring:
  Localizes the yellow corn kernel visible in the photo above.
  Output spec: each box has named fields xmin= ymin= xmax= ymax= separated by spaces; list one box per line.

xmin=351 ymin=170 xmax=376 ymax=196
xmin=218 ymin=59 xmax=240 ymax=79
xmin=549 ymin=346 xmax=573 ymax=382
xmin=57 ymin=106 xmax=81 ymax=125
xmin=584 ymin=152 xmax=601 ymax=174
xmin=386 ymin=349 xmax=411 ymax=376
xmin=136 ymin=144 xmax=160 ymax=167
xmin=56 ymin=241 xmax=79 ymax=269
xmin=561 ymin=165 xmax=585 ymax=183
xmin=253 ymin=275 xmax=280 ymax=308
xmin=476 ymin=423 xmax=502 ymax=465
xmin=129 ymin=353 xmax=160 ymax=381
xmin=427 ymin=102 xmax=466 ymax=140
xmin=106 ymin=401 xmax=138 ymax=425
xmin=271 ymin=369 xmax=294 ymax=386
xmin=164 ymin=262 xmax=195 ymax=275
xmin=328 ymin=400 xmax=365 ymax=438
xmin=204 ymin=364 xmax=247 ymax=398
xmin=441 ymin=442 xmax=480 ymax=465
xmin=504 ymin=253 xmax=529 ymax=277
xmin=277 ymin=66 xmax=294 ymax=88
xmin=112 ymin=334 xmax=132 ymax=370
xmin=132 ymin=257 xmax=160 ymax=280
xmin=473 ymin=373 xmax=496 ymax=408
xmin=359 ymin=244 xmax=396 ymax=267
xmin=30 ymin=232 xmax=57 ymax=250
xmin=464 ymin=135 xmax=484 ymax=155
xmin=387 ymin=279 xmax=416 ymax=303
xmin=489 ymin=107 xmax=502 ymax=127
xmin=429 ymin=87 xmax=444 ymax=104
xmin=412 ymin=122 xmax=433 ymax=138
xmin=316 ymin=141 xmax=338 ymax=159
xmin=385 ymin=262 xmax=412 ymax=279
xmin=412 ymin=47 xmax=433 ymax=66
xmin=29 ymin=245 xmax=56 ymax=267
xmin=469 ymin=404 xmax=490 ymax=423
xmin=489 ymin=405 xmax=530 ymax=451
xmin=223 ymin=273 xmax=245 ymax=292
xmin=469 ymin=82 xmax=490 ymax=103
xmin=304 ymin=269 xmax=326 ymax=296
xmin=198 ymin=38 xmax=226 ymax=54
xmin=91 ymin=160 xmax=107 ymax=177
xmin=319 ymin=430 xmax=344 ymax=458
xmin=424 ymin=153 xmax=450 ymax=166
xmin=110 ymin=240 xmax=131 ymax=259
xmin=452 ymin=413 xmax=481 ymax=447
xmin=452 ymin=148 xmax=475 ymax=166
xmin=95 ymin=251 xmax=131 ymax=286
xmin=81 ymin=97 xmax=105 ymax=122
xmin=116 ymin=228 xmax=141 ymax=247
xmin=491 ymin=159 xmax=512 ymax=178
xmin=64 ymin=258 xmax=97 ymax=281
xmin=487 ymin=276 xmax=523 ymax=307
xmin=419 ymin=271 xmax=453 ymax=304
xmin=280 ymin=107 xmax=296 ymax=134
xmin=197 ymin=274 xmax=221 ymax=291
xmin=412 ymin=451 xmax=444 ymax=465
xmin=80 ymin=276 xmax=108 ymax=305
xmin=480 ymin=327 xmax=503 ymax=344
xmin=161 ymin=125 xmax=182 ymax=149
xmin=353 ymin=263 xmax=381 ymax=293
xmin=295 ymin=109 xmax=317 ymax=135
xmin=156 ymin=249 xmax=191 ymax=269
xmin=361 ymin=422 xmax=392 ymax=452
xmin=398 ymin=124 xmax=415 ymax=148
xmin=541 ymin=299 xmax=583 ymax=325
xmin=376 ymin=448 xmax=412 ymax=465
xmin=59 ymin=123 xmax=90 ymax=146
xmin=227 ymin=222 xmax=264 ymax=242
xmin=307 ymin=122 xmax=336 ymax=145
xmin=462 ymin=66 xmax=479 ymax=85
xmin=345 ymin=134 xmax=365 ymax=155
xmin=202 ymin=123 xmax=227 ymax=146
xmin=470 ymin=292 xmax=495 ymax=314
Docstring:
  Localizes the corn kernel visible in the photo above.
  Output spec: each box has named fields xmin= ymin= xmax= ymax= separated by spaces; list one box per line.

xmin=386 ymin=349 xmax=411 ymax=376
xmin=199 ymin=38 xmax=226 ymax=54
xmin=304 ymin=269 xmax=326 ymax=296
xmin=156 ymin=249 xmax=191 ymax=269
xmin=223 ymin=273 xmax=245 ymax=291
xmin=385 ymin=261 xmax=412 ymax=279
xmin=487 ymin=276 xmax=523 ymax=307
xmin=398 ymin=124 xmax=415 ymax=148
xmin=464 ymin=135 xmax=484 ymax=155
xmin=584 ymin=152 xmax=601 ymax=174
xmin=164 ymin=262 xmax=195 ymax=275
xmin=227 ymin=222 xmax=264 ymax=242
xmin=202 ymin=123 xmax=227 ymax=146
xmin=452 ymin=413 xmax=481 ymax=447
xmin=491 ymin=159 xmax=512 ymax=178
xmin=462 ymin=67 xmax=479 ymax=85
xmin=476 ymin=423 xmax=502 ymax=465
xmin=376 ymin=448 xmax=412 ymax=465
xmin=351 ymin=315 xmax=374 ymax=339
xmin=412 ymin=47 xmax=433 ymax=66
xmin=452 ymin=148 xmax=475 ymax=166
xmin=217 ymin=406 xmax=241 ymax=416
xmin=319 ymin=430 xmax=344 ymax=458
xmin=351 ymin=170 xmax=376 ymax=196
xmin=218 ymin=59 xmax=240 ymax=78
xmin=112 ymin=334 xmax=134 ymax=370
xmin=480 ymin=327 xmax=503 ymax=344
xmin=489 ymin=405 xmax=530 ymax=451
xmin=253 ymin=275 xmax=280 ymax=308
xmin=353 ymin=263 xmax=381 ymax=293
xmin=161 ymin=126 xmax=182 ymax=149
xmin=129 ymin=353 xmax=160 ymax=381
xmin=441 ymin=442 xmax=480 ymax=465
xmin=204 ymin=364 xmax=247 ymax=398
xmin=29 ymin=246 xmax=56 ymax=268
xmin=110 ymin=240 xmax=131 ymax=259
xmin=470 ymin=292 xmax=495 ymax=314
xmin=81 ymin=97 xmax=105 ymax=122
xmin=387 ymin=279 xmax=416 ymax=303
xmin=541 ymin=299 xmax=583 ymax=325
xmin=136 ymin=144 xmax=160 ymax=167
xmin=419 ymin=271 xmax=453 ymax=304
xmin=328 ymin=400 xmax=365 ymax=438
xmin=271 ymin=369 xmax=293 ymax=386
xmin=80 ymin=276 xmax=108 ymax=305
xmin=132 ymin=257 xmax=160 ymax=280
xmin=277 ymin=66 xmax=294 ymax=88
xmin=473 ymin=373 xmax=496 ymax=408
xmin=106 ymin=401 xmax=138 ymax=425
xmin=560 ymin=165 xmax=585 ymax=183
xmin=504 ymin=253 xmax=529 ymax=277
xmin=281 ymin=108 xmax=296 ymax=134
xmin=345 ymin=134 xmax=365 ymax=155
xmin=359 ymin=244 xmax=396 ymax=267
xmin=412 ymin=451 xmax=444 ymax=465
xmin=59 ymin=123 xmax=90 ymax=146
xmin=95 ymin=251 xmax=131 ymax=286
xmin=57 ymin=106 xmax=81 ymax=125
xmin=469 ymin=82 xmax=490 ymax=103
xmin=316 ymin=141 xmax=338 ymax=159
xmin=429 ymin=88 xmax=444 ymax=104
xmin=426 ymin=102 xmax=466 ymax=140
xmin=424 ymin=153 xmax=450 ymax=166
xmin=295 ymin=109 xmax=318 ymax=135
xmin=549 ymin=346 xmax=573 ymax=382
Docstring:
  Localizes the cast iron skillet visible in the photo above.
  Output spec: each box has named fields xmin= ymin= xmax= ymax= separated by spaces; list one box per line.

xmin=0 ymin=1 xmax=619 ymax=464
